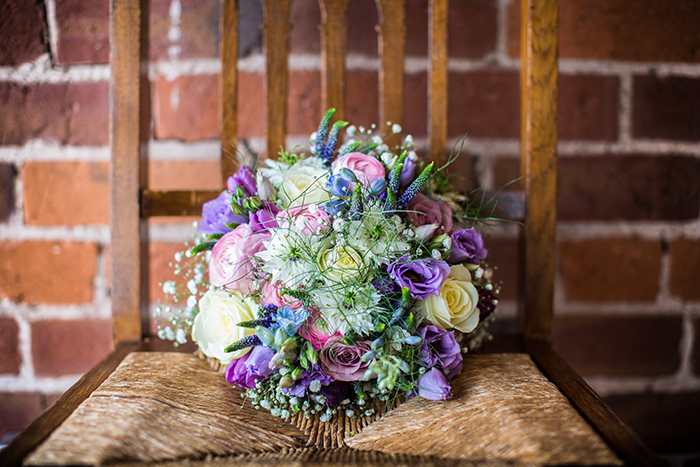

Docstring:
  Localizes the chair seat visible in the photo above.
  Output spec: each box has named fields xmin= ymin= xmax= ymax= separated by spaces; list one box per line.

xmin=25 ymin=352 xmax=621 ymax=466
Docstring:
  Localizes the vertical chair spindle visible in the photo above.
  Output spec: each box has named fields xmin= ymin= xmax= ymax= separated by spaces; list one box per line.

xmin=376 ymin=0 xmax=406 ymax=140
xmin=319 ymin=0 xmax=350 ymax=121
xmin=221 ymin=0 xmax=239 ymax=182
xmin=428 ymin=0 xmax=448 ymax=166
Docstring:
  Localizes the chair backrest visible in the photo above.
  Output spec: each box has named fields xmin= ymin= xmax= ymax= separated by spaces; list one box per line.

xmin=109 ymin=0 xmax=558 ymax=347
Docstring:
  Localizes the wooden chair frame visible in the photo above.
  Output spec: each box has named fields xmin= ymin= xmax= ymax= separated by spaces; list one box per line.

xmin=2 ymin=0 xmax=663 ymax=465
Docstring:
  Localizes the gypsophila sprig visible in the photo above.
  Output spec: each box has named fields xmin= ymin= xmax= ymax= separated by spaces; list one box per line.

xmin=160 ymin=110 xmax=501 ymax=421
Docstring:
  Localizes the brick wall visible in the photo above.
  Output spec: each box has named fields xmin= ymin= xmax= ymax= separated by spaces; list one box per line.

xmin=1 ymin=0 xmax=699 ymax=459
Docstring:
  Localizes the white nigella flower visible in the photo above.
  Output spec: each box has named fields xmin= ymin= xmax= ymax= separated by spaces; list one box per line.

xmin=346 ymin=204 xmax=410 ymax=265
xmin=310 ymin=283 xmax=379 ymax=336
xmin=256 ymin=228 xmax=317 ymax=288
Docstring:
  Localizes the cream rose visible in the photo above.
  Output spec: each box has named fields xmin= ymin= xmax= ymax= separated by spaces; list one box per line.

xmin=192 ymin=289 xmax=258 ymax=365
xmin=279 ymin=165 xmax=331 ymax=207
xmin=317 ymin=243 xmax=366 ymax=283
xmin=417 ymin=264 xmax=479 ymax=333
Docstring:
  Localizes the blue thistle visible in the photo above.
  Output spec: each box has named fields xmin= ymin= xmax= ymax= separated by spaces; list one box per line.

xmin=237 ymin=317 xmax=274 ymax=329
xmin=397 ymin=162 xmax=434 ymax=209
xmin=350 ymin=184 xmax=363 ymax=218
xmin=224 ymin=335 xmax=262 ymax=353
xmin=314 ymin=108 xmax=335 ymax=156
xmin=321 ymin=120 xmax=349 ymax=165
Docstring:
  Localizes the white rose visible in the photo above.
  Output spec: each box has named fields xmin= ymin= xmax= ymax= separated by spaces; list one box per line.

xmin=417 ymin=264 xmax=480 ymax=333
xmin=279 ymin=165 xmax=331 ymax=207
xmin=192 ymin=289 xmax=258 ymax=365
xmin=317 ymin=243 xmax=366 ymax=284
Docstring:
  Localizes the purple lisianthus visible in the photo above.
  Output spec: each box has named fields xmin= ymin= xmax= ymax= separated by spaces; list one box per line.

xmin=417 ymin=367 xmax=452 ymax=401
xmin=282 ymin=364 xmax=333 ymax=398
xmin=198 ymin=190 xmax=246 ymax=236
xmin=387 ymin=257 xmax=450 ymax=300
xmin=225 ymin=346 xmax=275 ymax=388
xmin=399 ymin=155 xmax=417 ymax=188
xmin=417 ymin=325 xmax=463 ymax=379
xmin=320 ymin=381 xmax=351 ymax=406
xmin=248 ymin=202 xmax=279 ymax=233
xmin=227 ymin=165 xmax=257 ymax=197
xmin=448 ymin=228 xmax=488 ymax=265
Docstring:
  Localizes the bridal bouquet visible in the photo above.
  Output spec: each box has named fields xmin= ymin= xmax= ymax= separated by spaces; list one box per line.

xmin=159 ymin=109 xmax=498 ymax=421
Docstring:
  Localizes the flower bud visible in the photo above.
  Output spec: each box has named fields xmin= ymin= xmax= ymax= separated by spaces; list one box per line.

xmin=274 ymin=327 xmax=287 ymax=348
xmin=280 ymin=337 xmax=298 ymax=353
xmin=291 ymin=367 xmax=303 ymax=380
xmin=279 ymin=374 xmax=294 ymax=388
xmin=256 ymin=172 xmax=276 ymax=201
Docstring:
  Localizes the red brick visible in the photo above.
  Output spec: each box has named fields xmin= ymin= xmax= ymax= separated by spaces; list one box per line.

xmin=633 ymin=75 xmax=700 ymax=141
xmin=345 ymin=70 xmax=379 ymax=130
xmin=148 ymin=0 xmax=220 ymax=61
xmin=560 ymin=156 xmax=700 ymax=221
xmin=23 ymin=161 xmax=109 ymax=226
xmin=560 ymin=238 xmax=662 ymax=302
xmin=496 ymin=155 xmax=700 ymax=221
xmin=670 ymin=239 xmax=700 ymax=301
xmin=559 ymin=75 xmax=619 ymax=141
xmin=0 ymin=317 xmax=21 ymax=375
xmin=604 ymin=392 xmax=700 ymax=454
xmin=153 ymin=74 xmax=220 ymax=141
xmin=288 ymin=71 xmax=322 ymax=136
xmin=290 ymin=0 xmax=320 ymax=53
xmin=153 ymin=72 xmax=270 ymax=141
xmin=54 ymin=0 xmax=220 ymax=65
xmin=507 ymin=0 xmax=700 ymax=63
xmin=54 ymin=0 xmax=109 ymax=65
xmin=403 ymin=0 xmax=497 ymax=58
xmin=238 ymin=72 xmax=265 ymax=138
xmin=0 ymin=163 xmax=16 ymax=223
xmin=0 ymin=0 xmax=48 ymax=66
xmin=149 ymin=242 xmax=191 ymax=304
xmin=448 ymin=70 xmax=520 ymax=139
xmin=0 ymin=392 xmax=43 ymax=440
xmin=483 ymin=237 xmax=522 ymax=301
xmin=149 ymin=160 xmax=223 ymax=191
xmin=0 ymin=241 xmax=98 ymax=305
xmin=0 ymin=81 xmax=109 ymax=146
xmin=31 ymin=319 xmax=112 ymax=377
xmin=693 ymin=318 xmax=700 ymax=376
xmin=554 ymin=315 xmax=682 ymax=377
xmin=347 ymin=0 xmax=379 ymax=56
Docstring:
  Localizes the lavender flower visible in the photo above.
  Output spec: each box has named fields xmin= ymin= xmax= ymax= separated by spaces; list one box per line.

xmin=228 ymin=166 xmax=257 ymax=197
xmin=417 ymin=367 xmax=452 ymax=400
xmin=225 ymin=346 xmax=275 ymax=388
xmin=417 ymin=325 xmax=463 ymax=379
xmin=248 ymin=202 xmax=279 ymax=233
xmin=387 ymin=257 xmax=450 ymax=299
xmin=448 ymin=228 xmax=488 ymax=264
xmin=197 ymin=190 xmax=246 ymax=235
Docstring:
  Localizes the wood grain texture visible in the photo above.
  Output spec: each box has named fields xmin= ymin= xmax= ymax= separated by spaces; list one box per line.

xmin=346 ymin=354 xmax=621 ymax=465
xmin=261 ymin=0 xmax=291 ymax=158
xmin=376 ymin=0 xmax=406 ymax=142
xmin=140 ymin=189 xmax=219 ymax=217
xmin=428 ymin=0 xmax=448 ymax=166
xmin=0 ymin=344 xmax=138 ymax=467
xmin=520 ymin=0 xmax=558 ymax=343
xmin=319 ymin=0 xmax=350 ymax=121
xmin=110 ymin=0 xmax=143 ymax=345
xmin=25 ymin=353 xmax=306 ymax=465
xmin=221 ymin=0 xmax=239 ymax=182
xmin=525 ymin=340 xmax=668 ymax=467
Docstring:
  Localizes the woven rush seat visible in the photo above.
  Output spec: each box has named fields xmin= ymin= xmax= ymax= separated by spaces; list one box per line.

xmin=25 ymin=352 xmax=620 ymax=466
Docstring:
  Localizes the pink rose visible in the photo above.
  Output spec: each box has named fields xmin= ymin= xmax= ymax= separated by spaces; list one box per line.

xmin=209 ymin=224 xmax=270 ymax=293
xmin=331 ymin=152 xmax=385 ymax=187
xmin=318 ymin=336 xmax=373 ymax=381
xmin=406 ymin=193 xmax=453 ymax=234
xmin=276 ymin=205 xmax=331 ymax=236
xmin=261 ymin=280 xmax=303 ymax=309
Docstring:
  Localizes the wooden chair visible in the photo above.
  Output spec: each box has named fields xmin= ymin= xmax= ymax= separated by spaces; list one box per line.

xmin=2 ymin=0 xmax=664 ymax=465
